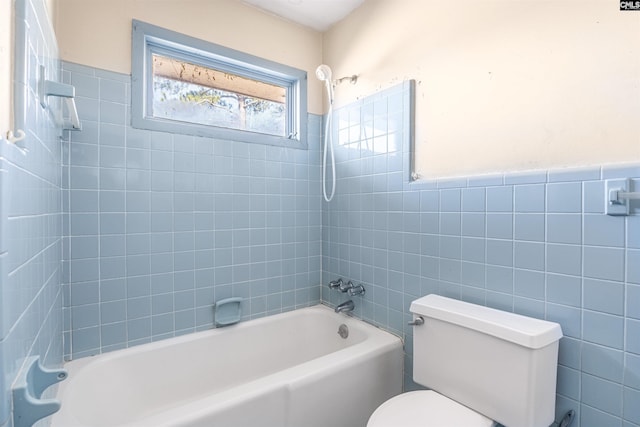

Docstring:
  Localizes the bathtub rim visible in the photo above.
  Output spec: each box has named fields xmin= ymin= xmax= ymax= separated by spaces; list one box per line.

xmin=60 ymin=303 xmax=402 ymax=369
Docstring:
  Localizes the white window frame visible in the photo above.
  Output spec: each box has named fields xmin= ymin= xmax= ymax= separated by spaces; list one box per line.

xmin=131 ymin=20 xmax=308 ymax=148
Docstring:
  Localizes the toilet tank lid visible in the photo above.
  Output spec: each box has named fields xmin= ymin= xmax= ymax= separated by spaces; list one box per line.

xmin=410 ymin=295 xmax=563 ymax=349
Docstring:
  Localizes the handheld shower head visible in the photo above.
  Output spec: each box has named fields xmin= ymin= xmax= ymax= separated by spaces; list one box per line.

xmin=315 ymin=64 xmax=332 ymax=82
xmin=316 ymin=64 xmax=334 ymax=105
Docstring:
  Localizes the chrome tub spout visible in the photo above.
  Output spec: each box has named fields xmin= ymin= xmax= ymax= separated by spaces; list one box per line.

xmin=335 ymin=300 xmax=355 ymax=314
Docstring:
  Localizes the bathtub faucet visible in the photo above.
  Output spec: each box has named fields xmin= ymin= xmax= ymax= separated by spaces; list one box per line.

xmin=335 ymin=300 xmax=355 ymax=314
xmin=328 ymin=278 xmax=343 ymax=290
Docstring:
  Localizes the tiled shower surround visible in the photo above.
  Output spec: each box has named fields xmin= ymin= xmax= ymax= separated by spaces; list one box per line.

xmin=60 ymin=64 xmax=640 ymax=426
xmin=61 ymin=62 xmax=322 ymax=359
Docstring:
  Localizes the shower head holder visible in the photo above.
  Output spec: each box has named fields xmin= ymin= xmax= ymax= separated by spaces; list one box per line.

xmin=335 ymin=75 xmax=358 ymax=85
xmin=315 ymin=64 xmax=358 ymax=86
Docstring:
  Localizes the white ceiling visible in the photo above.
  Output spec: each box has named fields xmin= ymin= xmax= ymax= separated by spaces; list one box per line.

xmin=242 ymin=0 xmax=365 ymax=32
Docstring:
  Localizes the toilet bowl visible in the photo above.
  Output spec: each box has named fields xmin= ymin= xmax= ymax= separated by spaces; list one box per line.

xmin=367 ymin=295 xmax=562 ymax=427
xmin=368 ymin=390 xmax=496 ymax=427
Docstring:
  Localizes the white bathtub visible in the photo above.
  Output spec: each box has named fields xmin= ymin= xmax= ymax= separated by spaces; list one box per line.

xmin=52 ymin=304 xmax=403 ymax=427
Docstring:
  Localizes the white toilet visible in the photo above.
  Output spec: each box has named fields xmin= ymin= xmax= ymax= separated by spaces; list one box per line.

xmin=368 ymin=295 xmax=563 ymax=427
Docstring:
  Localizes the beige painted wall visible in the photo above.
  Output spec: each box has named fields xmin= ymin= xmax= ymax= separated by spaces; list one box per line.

xmin=324 ymin=0 xmax=640 ymax=179
xmin=55 ymin=0 xmax=325 ymax=114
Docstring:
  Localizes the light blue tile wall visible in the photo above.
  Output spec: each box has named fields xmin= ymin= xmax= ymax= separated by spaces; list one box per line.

xmin=0 ymin=0 xmax=64 ymax=426
xmin=61 ymin=62 xmax=322 ymax=359
xmin=321 ymin=82 xmax=640 ymax=427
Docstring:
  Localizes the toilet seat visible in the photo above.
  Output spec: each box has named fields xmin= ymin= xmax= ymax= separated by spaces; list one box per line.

xmin=367 ymin=390 xmax=497 ymax=427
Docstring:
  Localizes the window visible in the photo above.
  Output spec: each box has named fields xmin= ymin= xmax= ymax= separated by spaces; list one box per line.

xmin=131 ymin=20 xmax=307 ymax=148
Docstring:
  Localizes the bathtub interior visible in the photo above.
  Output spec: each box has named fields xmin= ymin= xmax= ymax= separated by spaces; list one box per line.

xmin=54 ymin=305 xmax=399 ymax=427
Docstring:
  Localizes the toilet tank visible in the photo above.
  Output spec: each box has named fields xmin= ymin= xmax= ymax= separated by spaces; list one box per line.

xmin=410 ymin=295 xmax=562 ymax=427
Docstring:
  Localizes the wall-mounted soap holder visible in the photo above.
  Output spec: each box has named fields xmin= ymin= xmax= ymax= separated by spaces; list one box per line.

xmin=214 ymin=297 xmax=243 ymax=327
xmin=38 ymin=65 xmax=81 ymax=131
xmin=12 ymin=356 xmax=68 ymax=427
